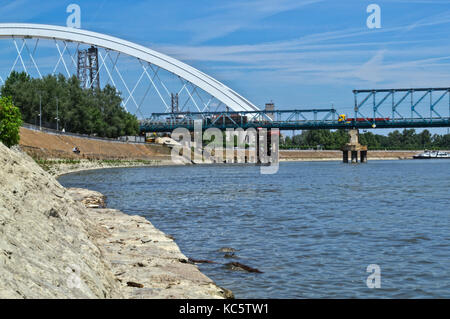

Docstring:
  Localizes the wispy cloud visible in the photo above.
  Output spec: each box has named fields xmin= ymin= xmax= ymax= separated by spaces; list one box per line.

xmin=154 ymin=22 xmax=450 ymax=90
xmin=402 ymin=10 xmax=450 ymax=32
xmin=352 ymin=50 xmax=386 ymax=83
xmin=181 ymin=0 xmax=323 ymax=43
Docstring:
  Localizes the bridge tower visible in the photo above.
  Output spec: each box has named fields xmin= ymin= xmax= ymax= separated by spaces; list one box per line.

xmin=77 ymin=46 xmax=100 ymax=90
xmin=171 ymin=93 xmax=179 ymax=113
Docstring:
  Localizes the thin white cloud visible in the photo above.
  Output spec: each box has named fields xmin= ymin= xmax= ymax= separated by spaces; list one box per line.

xmin=182 ymin=0 xmax=323 ymax=43
xmin=352 ymin=50 xmax=386 ymax=84
xmin=150 ymin=5 xmax=450 ymax=90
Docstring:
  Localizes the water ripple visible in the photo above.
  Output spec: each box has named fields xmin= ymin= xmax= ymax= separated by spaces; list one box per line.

xmin=59 ymin=160 xmax=450 ymax=298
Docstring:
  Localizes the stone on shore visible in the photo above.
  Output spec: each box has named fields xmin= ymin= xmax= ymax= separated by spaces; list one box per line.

xmin=67 ymin=188 xmax=106 ymax=208
xmin=0 ymin=142 xmax=120 ymax=298
xmin=83 ymin=207 xmax=231 ymax=299
xmin=67 ymin=188 xmax=233 ymax=299
xmin=0 ymin=143 xmax=231 ymax=299
xmin=66 ymin=185 xmax=232 ymax=298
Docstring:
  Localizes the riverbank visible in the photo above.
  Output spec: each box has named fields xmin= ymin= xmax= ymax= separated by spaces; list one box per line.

xmin=20 ymin=126 xmax=428 ymax=165
xmin=19 ymin=127 xmax=173 ymax=161
xmin=279 ymin=149 xmax=422 ymax=161
xmin=0 ymin=142 xmax=231 ymax=299
xmin=18 ymin=126 xmax=191 ymax=176
xmin=39 ymin=158 xmax=184 ymax=177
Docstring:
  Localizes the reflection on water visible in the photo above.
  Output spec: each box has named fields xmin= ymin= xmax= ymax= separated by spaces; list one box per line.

xmin=59 ymin=160 xmax=450 ymax=298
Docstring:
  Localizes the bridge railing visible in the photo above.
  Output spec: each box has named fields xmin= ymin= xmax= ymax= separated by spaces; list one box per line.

xmin=140 ymin=109 xmax=338 ymax=132
xmin=139 ymin=90 xmax=450 ymax=132
xmin=140 ymin=115 xmax=450 ymax=132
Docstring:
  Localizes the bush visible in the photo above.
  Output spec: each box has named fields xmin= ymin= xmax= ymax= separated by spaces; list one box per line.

xmin=0 ymin=96 xmax=22 ymax=147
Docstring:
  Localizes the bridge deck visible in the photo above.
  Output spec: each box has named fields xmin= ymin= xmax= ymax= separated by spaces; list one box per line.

xmin=140 ymin=110 xmax=450 ymax=132
xmin=140 ymin=119 xmax=450 ymax=132
xmin=140 ymin=87 xmax=450 ymax=132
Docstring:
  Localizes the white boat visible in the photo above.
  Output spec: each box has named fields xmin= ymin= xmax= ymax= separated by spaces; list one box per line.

xmin=413 ymin=150 xmax=450 ymax=159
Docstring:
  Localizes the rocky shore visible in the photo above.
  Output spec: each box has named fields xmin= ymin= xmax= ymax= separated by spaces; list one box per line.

xmin=0 ymin=143 xmax=231 ymax=299
xmin=42 ymin=158 xmax=186 ymax=177
xmin=66 ymin=188 xmax=232 ymax=299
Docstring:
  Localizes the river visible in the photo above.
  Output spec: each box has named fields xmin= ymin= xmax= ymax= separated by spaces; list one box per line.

xmin=59 ymin=160 xmax=450 ymax=298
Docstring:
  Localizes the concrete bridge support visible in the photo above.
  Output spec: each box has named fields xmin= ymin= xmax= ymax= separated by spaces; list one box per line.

xmin=256 ymin=128 xmax=279 ymax=165
xmin=342 ymin=129 xmax=368 ymax=163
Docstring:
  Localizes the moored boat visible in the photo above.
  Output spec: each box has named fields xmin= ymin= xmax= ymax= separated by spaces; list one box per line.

xmin=413 ymin=150 xmax=450 ymax=159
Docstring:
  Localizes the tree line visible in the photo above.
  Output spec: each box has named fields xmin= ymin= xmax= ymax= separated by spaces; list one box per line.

xmin=0 ymin=72 xmax=139 ymax=138
xmin=282 ymin=129 xmax=450 ymax=150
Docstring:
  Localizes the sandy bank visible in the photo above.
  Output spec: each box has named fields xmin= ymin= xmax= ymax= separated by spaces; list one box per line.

xmin=43 ymin=158 xmax=185 ymax=177
xmin=18 ymin=126 xmax=192 ymax=176
xmin=0 ymin=143 xmax=230 ymax=299
xmin=280 ymin=150 xmax=422 ymax=161
xmin=20 ymin=126 xmax=426 ymax=165
xmin=19 ymin=127 xmax=172 ymax=161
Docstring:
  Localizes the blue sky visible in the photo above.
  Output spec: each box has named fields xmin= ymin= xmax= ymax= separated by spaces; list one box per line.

xmin=1 ymin=0 xmax=450 ymax=133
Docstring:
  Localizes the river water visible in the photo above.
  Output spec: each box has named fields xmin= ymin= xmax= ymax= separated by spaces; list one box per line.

xmin=59 ymin=160 xmax=450 ymax=298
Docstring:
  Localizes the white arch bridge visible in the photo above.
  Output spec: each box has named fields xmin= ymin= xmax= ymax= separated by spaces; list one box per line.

xmin=0 ymin=23 xmax=260 ymax=118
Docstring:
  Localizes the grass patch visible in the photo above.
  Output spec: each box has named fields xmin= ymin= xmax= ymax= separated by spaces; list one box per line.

xmin=33 ymin=157 xmax=161 ymax=171
xmin=98 ymin=159 xmax=160 ymax=165
xmin=33 ymin=158 xmax=81 ymax=171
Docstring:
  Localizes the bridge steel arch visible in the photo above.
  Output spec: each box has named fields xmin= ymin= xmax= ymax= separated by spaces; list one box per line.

xmin=0 ymin=23 xmax=259 ymax=113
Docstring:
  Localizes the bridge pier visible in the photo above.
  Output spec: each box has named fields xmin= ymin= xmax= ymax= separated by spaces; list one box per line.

xmin=342 ymin=129 xmax=368 ymax=164
xmin=351 ymin=151 xmax=358 ymax=163
xmin=343 ymin=150 xmax=349 ymax=163
xmin=256 ymin=128 xmax=279 ymax=165
xmin=360 ymin=150 xmax=367 ymax=163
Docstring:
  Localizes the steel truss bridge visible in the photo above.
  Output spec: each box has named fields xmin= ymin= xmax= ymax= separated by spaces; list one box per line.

xmin=141 ymin=87 xmax=450 ymax=132
xmin=0 ymin=24 xmax=448 ymax=133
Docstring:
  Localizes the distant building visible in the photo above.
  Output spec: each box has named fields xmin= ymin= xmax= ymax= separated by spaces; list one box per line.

xmin=265 ymin=102 xmax=275 ymax=121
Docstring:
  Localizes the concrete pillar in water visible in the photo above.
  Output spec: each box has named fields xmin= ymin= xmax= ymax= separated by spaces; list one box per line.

xmin=341 ymin=129 xmax=368 ymax=164
xmin=351 ymin=151 xmax=358 ymax=163
xmin=343 ymin=150 xmax=349 ymax=163
xmin=360 ymin=150 xmax=368 ymax=163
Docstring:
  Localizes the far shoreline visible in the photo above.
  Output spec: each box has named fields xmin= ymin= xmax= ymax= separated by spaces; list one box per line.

xmin=48 ymin=151 xmax=428 ymax=178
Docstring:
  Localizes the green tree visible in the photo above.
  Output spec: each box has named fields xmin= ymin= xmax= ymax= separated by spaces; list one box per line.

xmin=418 ymin=130 xmax=432 ymax=149
xmin=0 ymin=72 xmax=139 ymax=138
xmin=281 ymin=128 xmax=449 ymax=150
xmin=0 ymin=96 xmax=22 ymax=147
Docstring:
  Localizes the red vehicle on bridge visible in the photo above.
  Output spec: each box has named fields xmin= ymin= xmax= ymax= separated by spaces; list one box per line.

xmin=346 ymin=117 xmax=390 ymax=122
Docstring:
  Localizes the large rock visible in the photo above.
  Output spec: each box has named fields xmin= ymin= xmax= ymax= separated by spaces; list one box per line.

xmin=65 ymin=188 xmax=231 ymax=299
xmin=84 ymin=208 xmax=231 ymax=299
xmin=0 ymin=142 xmax=231 ymax=299
xmin=0 ymin=142 xmax=120 ymax=298
xmin=66 ymin=188 xmax=106 ymax=208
